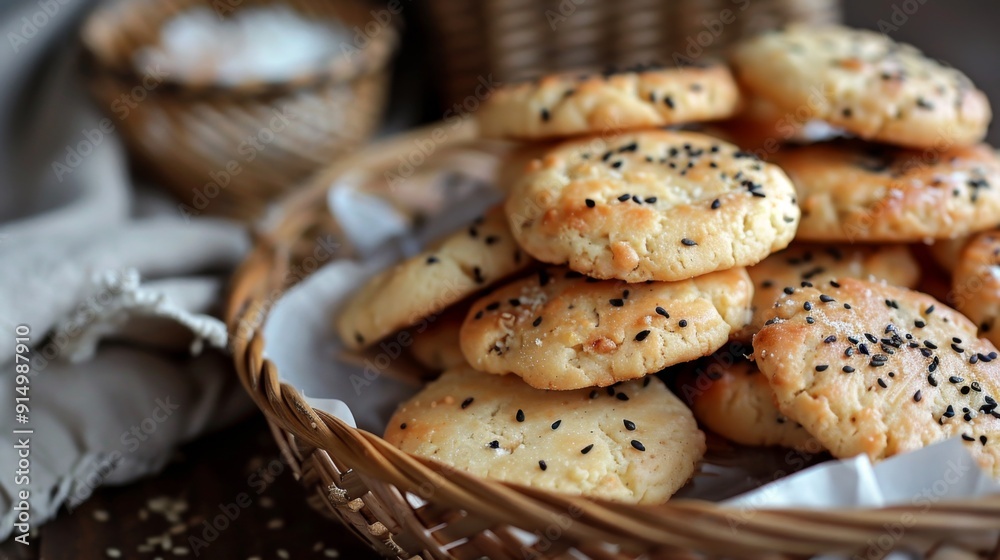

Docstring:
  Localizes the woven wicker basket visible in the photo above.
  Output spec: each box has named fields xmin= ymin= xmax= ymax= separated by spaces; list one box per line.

xmin=81 ymin=0 xmax=397 ymax=221
xmin=226 ymin=120 xmax=1000 ymax=559
xmin=420 ymin=0 xmax=840 ymax=108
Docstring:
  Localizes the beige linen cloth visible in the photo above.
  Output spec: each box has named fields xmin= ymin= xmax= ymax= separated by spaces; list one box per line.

xmin=0 ymin=0 xmax=254 ymax=540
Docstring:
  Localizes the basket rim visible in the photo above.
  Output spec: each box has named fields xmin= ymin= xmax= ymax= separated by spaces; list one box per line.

xmin=225 ymin=120 xmax=1000 ymax=556
xmin=80 ymin=0 xmax=399 ymax=98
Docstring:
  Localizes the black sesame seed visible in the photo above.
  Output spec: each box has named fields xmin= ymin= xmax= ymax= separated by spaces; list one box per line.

xmin=581 ymin=444 xmax=594 ymax=454
xmin=877 ymin=378 xmax=887 ymax=388
xmin=816 ymin=364 xmax=829 ymax=372
xmin=474 ymin=311 xmax=484 ymax=320
xmin=679 ymin=319 xmax=688 ymax=328
xmin=516 ymin=409 xmax=525 ymax=422
xmin=655 ymin=306 xmax=669 ymax=318
xmin=981 ymin=436 xmax=988 ymax=445
xmin=914 ymin=390 xmax=922 ymax=402
xmin=533 ymin=316 xmax=543 ymax=327
xmin=961 ymin=386 xmax=971 ymax=395
xmin=585 ymin=198 xmax=596 ymax=208
xmin=944 ymin=405 xmax=955 ymax=418
xmin=631 ymin=440 xmax=646 ymax=451
xmin=824 ymin=335 xmax=837 ymax=344
xmin=914 ymin=320 xmax=926 ymax=328
xmin=783 ymin=287 xmax=795 ymax=295
xmin=355 ymin=332 xmax=365 ymax=344
xmin=610 ymin=298 xmax=625 ymax=307
xmin=681 ymin=238 xmax=698 ymax=246
xmin=486 ymin=302 xmax=500 ymax=311
xmin=820 ymin=295 xmax=835 ymax=303
xmin=711 ymin=199 xmax=721 ymax=209
xmin=645 ymin=197 xmax=658 ymax=204
xmin=618 ymin=193 xmax=631 ymax=202
xmin=589 ymin=390 xmax=599 ymax=399
xmin=489 ymin=440 xmax=499 ymax=449
xmin=426 ymin=256 xmax=439 ymax=264
xmin=551 ymin=420 xmax=561 ymax=430
xmin=624 ymin=419 xmax=636 ymax=431
xmin=400 ymin=423 xmax=407 ymax=429
xmin=844 ymin=304 xmax=852 ymax=309
xmin=806 ymin=317 xmax=815 ymax=324
xmin=664 ymin=96 xmax=675 ymax=109
xmin=950 ymin=376 xmax=964 ymax=384
xmin=606 ymin=386 xmax=615 ymax=396
xmin=635 ymin=330 xmax=651 ymax=342
xmin=928 ymin=375 xmax=938 ymax=386
xmin=612 ymin=161 xmax=624 ymax=169
xmin=509 ymin=298 xmax=521 ymax=307
xmin=843 ymin=366 xmax=856 ymax=373
xmin=926 ymin=305 xmax=935 ymax=314
xmin=539 ymin=460 xmax=548 ymax=471
xmin=804 ymin=302 xmax=813 ymax=311
xmin=541 ymin=108 xmax=551 ymax=121
xmin=461 ymin=397 xmax=474 ymax=409
xmin=925 ymin=341 xmax=938 ymax=349
xmin=616 ymin=393 xmax=630 ymax=401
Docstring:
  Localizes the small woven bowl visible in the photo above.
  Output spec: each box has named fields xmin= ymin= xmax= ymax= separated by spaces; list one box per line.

xmin=226 ymin=120 xmax=1000 ymax=559
xmin=81 ymin=0 xmax=398 ymax=221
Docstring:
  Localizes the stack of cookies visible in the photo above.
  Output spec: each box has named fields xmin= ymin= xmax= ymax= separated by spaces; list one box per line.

xmin=337 ymin=24 xmax=1000 ymax=504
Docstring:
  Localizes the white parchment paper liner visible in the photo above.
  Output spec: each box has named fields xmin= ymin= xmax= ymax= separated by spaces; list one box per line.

xmin=260 ymin=146 xmax=999 ymax=557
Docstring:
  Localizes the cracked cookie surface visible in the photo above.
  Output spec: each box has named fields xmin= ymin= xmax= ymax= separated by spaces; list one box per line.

xmin=732 ymin=24 xmax=991 ymax=149
xmin=771 ymin=141 xmax=1000 ymax=242
xmin=337 ymin=206 xmax=532 ymax=349
xmin=505 ymin=130 xmax=799 ymax=282
xmin=478 ymin=64 xmax=740 ymax=140
xmin=384 ymin=366 xmax=705 ymax=504
xmin=753 ymin=278 xmax=1000 ymax=477
xmin=738 ymin=242 xmax=920 ymax=340
xmin=460 ymin=266 xmax=752 ymax=390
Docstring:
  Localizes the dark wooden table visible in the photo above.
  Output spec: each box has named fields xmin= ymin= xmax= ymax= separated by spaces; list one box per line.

xmin=0 ymin=416 xmax=380 ymax=560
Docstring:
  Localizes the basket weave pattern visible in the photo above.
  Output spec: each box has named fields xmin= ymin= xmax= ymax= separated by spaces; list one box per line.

xmin=82 ymin=0 xmax=396 ymax=220
xmin=422 ymin=0 xmax=839 ymax=108
xmin=226 ymin=123 xmax=1000 ymax=559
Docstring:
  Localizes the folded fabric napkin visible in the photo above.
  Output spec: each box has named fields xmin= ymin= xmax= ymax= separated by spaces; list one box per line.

xmin=0 ymin=0 xmax=255 ymax=540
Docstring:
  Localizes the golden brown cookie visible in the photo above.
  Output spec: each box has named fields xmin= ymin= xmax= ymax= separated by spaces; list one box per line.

xmin=771 ymin=142 xmax=1000 ymax=242
xmin=460 ymin=266 xmax=753 ymax=390
xmin=683 ymin=350 xmax=814 ymax=450
xmin=929 ymin=236 xmax=971 ymax=272
xmin=753 ymin=278 xmax=1000 ymax=477
xmin=952 ymin=231 xmax=1000 ymax=348
xmin=478 ymin=63 xmax=740 ymax=140
xmin=336 ymin=207 xmax=532 ymax=349
xmin=506 ymin=130 xmax=800 ymax=282
xmin=732 ymin=25 xmax=991 ymax=149
xmin=739 ymin=243 xmax=920 ymax=339
xmin=384 ymin=366 xmax=705 ymax=504
xmin=408 ymin=304 xmax=467 ymax=371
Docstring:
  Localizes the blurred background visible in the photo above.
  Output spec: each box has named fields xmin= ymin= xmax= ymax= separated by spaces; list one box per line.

xmin=0 ymin=1 xmax=997 ymax=558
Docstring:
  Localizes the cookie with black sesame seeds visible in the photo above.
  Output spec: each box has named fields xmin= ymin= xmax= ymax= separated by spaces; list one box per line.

xmin=384 ymin=365 xmax=705 ymax=503
xmin=952 ymin=230 xmax=1000 ymax=349
xmin=477 ymin=63 xmax=740 ymax=140
xmin=752 ymin=278 xmax=1000 ymax=477
xmin=336 ymin=207 xmax=533 ymax=350
xmin=736 ymin=242 xmax=920 ymax=340
xmin=731 ymin=24 xmax=991 ymax=149
xmin=408 ymin=303 xmax=468 ymax=371
xmin=459 ymin=266 xmax=753 ymax=390
xmin=505 ymin=130 xmax=800 ymax=282
xmin=770 ymin=141 xmax=1000 ymax=242
xmin=681 ymin=351 xmax=815 ymax=450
